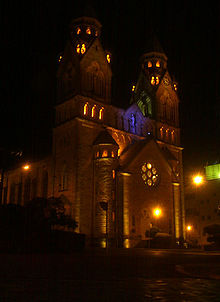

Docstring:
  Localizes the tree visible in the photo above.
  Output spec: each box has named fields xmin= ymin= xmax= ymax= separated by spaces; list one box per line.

xmin=25 ymin=197 xmax=78 ymax=231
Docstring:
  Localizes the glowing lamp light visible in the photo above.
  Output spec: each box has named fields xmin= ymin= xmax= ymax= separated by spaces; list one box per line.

xmin=81 ymin=44 xmax=86 ymax=54
xmin=151 ymin=76 xmax=155 ymax=85
xmin=86 ymin=27 xmax=91 ymax=35
xmin=147 ymin=163 xmax=152 ymax=169
xmin=106 ymin=54 xmax=111 ymax=63
xmin=23 ymin=165 xmax=30 ymax=171
xmin=76 ymin=44 xmax=81 ymax=54
xmin=76 ymin=27 xmax=81 ymax=35
xmin=156 ymin=60 xmax=160 ymax=68
xmin=193 ymin=175 xmax=203 ymax=185
xmin=153 ymin=208 xmax=162 ymax=217
xmin=187 ymin=225 xmax=192 ymax=231
xmin=132 ymin=85 xmax=135 ymax=92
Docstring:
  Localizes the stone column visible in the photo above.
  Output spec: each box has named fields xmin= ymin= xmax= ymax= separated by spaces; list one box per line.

xmin=117 ymin=172 xmax=131 ymax=248
xmin=94 ymin=157 xmax=115 ymax=247
xmin=172 ymin=182 xmax=181 ymax=239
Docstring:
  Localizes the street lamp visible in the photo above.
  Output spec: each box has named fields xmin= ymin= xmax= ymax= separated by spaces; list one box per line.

xmin=23 ymin=164 xmax=30 ymax=171
xmin=153 ymin=207 xmax=162 ymax=218
xmin=187 ymin=225 xmax=192 ymax=231
xmin=148 ymin=207 xmax=162 ymax=248
xmin=193 ymin=175 xmax=203 ymax=186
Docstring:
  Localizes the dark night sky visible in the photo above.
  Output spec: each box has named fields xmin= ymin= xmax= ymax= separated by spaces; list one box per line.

xmin=1 ymin=1 xmax=220 ymax=171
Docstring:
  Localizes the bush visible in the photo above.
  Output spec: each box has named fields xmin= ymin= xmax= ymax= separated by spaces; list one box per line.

xmin=0 ymin=198 xmax=82 ymax=253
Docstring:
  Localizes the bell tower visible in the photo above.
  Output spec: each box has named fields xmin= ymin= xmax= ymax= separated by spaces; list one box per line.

xmin=57 ymin=14 xmax=112 ymax=104
xmin=131 ymin=35 xmax=180 ymax=146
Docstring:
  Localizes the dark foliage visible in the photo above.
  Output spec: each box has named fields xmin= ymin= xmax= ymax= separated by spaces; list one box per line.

xmin=0 ymin=197 xmax=83 ymax=253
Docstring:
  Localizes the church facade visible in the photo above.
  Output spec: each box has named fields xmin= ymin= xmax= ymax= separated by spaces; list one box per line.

xmin=2 ymin=15 xmax=185 ymax=247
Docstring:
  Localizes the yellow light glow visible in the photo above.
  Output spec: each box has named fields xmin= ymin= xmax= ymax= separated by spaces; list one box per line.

xmin=81 ymin=44 xmax=86 ymax=54
xmin=193 ymin=175 xmax=203 ymax=185
xmin=148 ymin=61 xmax=152 ymax=68
xmin=132 ymin=85 xmax=135 ymax=92
xmin=151 ymin=76 xmax=155 ymax=85
xmin=83 ymin=103 xmax=88 ymax=115
xmin=23 ymin=165 xmax=30 ymax=170
xmin=76 ymin=44 xmax=80 ymax=54
xmin=187 ymin=225 xmax=192 ymax=231
xmin=112 ymin=170 xmax=115 ymax=179
xmin=111 ymin=151 xmax=115 ymax=158
xmin=173 ymin=83 xmax=177 ymax=91
xmin=147 ymin=163 xmax=152 ymax=169
xmin=156 ymin=60 xmax=160 ymax=68
xmin=99 ymin=107 xmax=104 ymax=120
xmin=58 ymin=55 xmax=63 ymax=63
xmin=76 ymin=27 xmax=81 ymax=35
xmin=153 ymin=208 xmax=162 ymax=217
xmin=106 ymin=54 xmax=111 ymax=63
xmin=156 ymin=76 xmax=160 ymax=85
xmin=86 ymin=27 xmax=91 ymax=35
xmin=124 ymin=239 xmax=130 ymax=248
xmin=102 ymin=150 xmax=108 ymax=157
xmin=91 ymin=105 xmax=96 ymax=117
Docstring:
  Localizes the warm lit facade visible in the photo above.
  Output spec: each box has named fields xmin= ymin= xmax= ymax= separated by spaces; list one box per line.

xmin=2 ymin=15 xmax=185 ymax=247
xmin=185 ymin=164 xmax=220 ymax=247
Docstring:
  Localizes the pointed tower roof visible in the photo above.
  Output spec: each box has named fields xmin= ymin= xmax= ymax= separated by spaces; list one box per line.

xmin=93 ymin=130 xmax=118 ymax=146
xmin=141 ymin=32 xmax=167 ymax=62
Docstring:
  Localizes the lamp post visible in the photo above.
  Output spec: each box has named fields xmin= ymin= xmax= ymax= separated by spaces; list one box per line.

xmin=186 ymin=225 xmax=192 ymax=248
xmin=149 ymin=207 xmax=162 ymax=248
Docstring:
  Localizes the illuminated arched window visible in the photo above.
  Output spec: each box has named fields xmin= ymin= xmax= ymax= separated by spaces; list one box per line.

xmin=81 ymin=44 xmax=86 ymax=54
xmin=99 ymin=107 xmax=104 ymax=120
xmin=76 ymin=27 xmax=81 ymax=35
xmin=76 ymin=44 xmax=80 ymax=54
xmin=156 ymin=60 xmax=160 ymax=68
xmin=106 ymin=54 xmax=111 ymax=63
xmin=96 ymin=151 xmax=99 ymax=158
xmin=86 ymin=27 xmax=91 ymax=35
xmin=92 ymin=105 xmax=96 ymax=118
xmin=111 ymin=151 xmax=115 ymax=158
xmin=148 ymin=61 xmax=152 ymax=68
xmin=151 ymin=76 xmax=155 ymax=85
xmin=155 ymin=76 xmax=160 ymax=85
xmin=102 ymin=150 xmax=108 ymax=157
xmin=84 ymin=103 xmax=89 ymax=115
xmin=112 ymin=170 xmax=115 ymax=179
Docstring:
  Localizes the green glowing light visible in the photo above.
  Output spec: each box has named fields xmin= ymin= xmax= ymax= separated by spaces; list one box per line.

xmin=205 ymin=163 xmax=220 ymax=180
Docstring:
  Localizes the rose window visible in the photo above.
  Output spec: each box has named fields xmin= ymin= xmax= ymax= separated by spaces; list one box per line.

xmin=141 ymin=162 xmax=159 ymax=187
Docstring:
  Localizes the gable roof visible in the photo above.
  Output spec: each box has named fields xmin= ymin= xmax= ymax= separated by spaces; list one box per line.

xmin=119 ymin=137 xmax=176 ymax=177
xmin=93 ymin=129 xmax=118 ymax=146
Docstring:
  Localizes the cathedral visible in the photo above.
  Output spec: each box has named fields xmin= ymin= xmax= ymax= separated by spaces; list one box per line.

xmin=2 ymin=14 xmax=185 ymax=247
